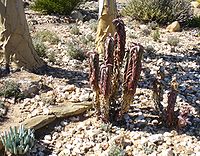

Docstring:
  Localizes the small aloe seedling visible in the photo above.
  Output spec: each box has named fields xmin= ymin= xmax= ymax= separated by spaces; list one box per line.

xmin=0 ymin=124 xmax=35 ymax=155
xmin=166 ymin=78 xmax=179 ymax=127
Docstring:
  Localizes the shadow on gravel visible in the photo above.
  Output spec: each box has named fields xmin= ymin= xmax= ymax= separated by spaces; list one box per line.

xmin=35 ymin=65 xmax=89 ymax=88
xmin=111 ymin=105 xmax=200 ymax=141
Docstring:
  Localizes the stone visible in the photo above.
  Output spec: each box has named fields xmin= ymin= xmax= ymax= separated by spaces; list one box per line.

xmin=148 ymin=134 xmax=164 ymax=143
xmin=50 ymin=101 xmax=92 ymax=118
xmin=191 ymin=1 xmax=200 ymax=8
xmin=166 ymin=21 xmax=181 ymax=32
xmin=162 ymin=148 xmax=174 ymax=156
xmin=22 ymin=115 xmax=56 ymax=130
xmin=71 ymin=10 xmax=84 ymax=21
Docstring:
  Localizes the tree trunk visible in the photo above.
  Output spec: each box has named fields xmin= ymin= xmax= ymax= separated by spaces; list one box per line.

xmin=0 ymin=0 xmax=45 ymax=72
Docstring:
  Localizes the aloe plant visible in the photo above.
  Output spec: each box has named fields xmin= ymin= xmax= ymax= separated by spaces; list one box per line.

xmin=166 ymin=78 xmax=179 ymax=127
xmin=0 ymin=124 xmax=35 ymax=155
xmin=89 ymin=19 xmax=144 ymax=122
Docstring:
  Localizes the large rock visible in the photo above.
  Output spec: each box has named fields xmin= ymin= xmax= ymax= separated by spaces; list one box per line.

xmin=51 ymin=101 xmax=92 ymax=118
xmin=22 ymin=101 xmax=92 ymax=130
xmin=23 ymin=115 xmax=56 ymax=130
xmin=166 ymin=21 xmax=181 ymax=32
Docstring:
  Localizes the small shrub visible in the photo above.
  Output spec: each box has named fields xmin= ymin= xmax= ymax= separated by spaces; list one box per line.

xmin=67 ymin=41 xmax=86 ymax=61
xmin=34 ymin=30 xmax=59 ymax=44
xmin=108 ymin=144 xmax=125 ymax=156
xmin=167 ymin=36 xmax=180 ymax=46
xmin=0 ymin=100 xmax=7 ymax=117
xmin=122 ymin=0 xmax=192 ymax=24
xmin=70 ymin=25 xmax=80 ymax=35
xmin=32 ymin=38 xmax=47 ymax=58
xmin=187 ymin=16 xmax=200 ymax=28
xmin=31 ymin=0 xmax=81 ymax=15
xmin=0 ymin=81 xmax=21 ymax=99
xmin=152 ymin=29 xmax=160 ymax=42
xmin=0 ymin=125 xmax=35 ymax=155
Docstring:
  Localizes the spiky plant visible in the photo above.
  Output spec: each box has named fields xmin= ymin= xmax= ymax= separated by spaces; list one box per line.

xmin=89 ymin=19 xmax=144 ymax=122
xmin=121 ymin=43 xmax=144 ymax=117
xmin=152 ymin=67 xmax=165 ymax=115
xmin=166 ymin=78 xmax=179 ymax=127
xmin=99 ymin=35 xmax=115 ymax=121
xmin=0 ymin=124 xmax=35 ymax=155
xmin=89 ymin=52 xmax=100 ymax=116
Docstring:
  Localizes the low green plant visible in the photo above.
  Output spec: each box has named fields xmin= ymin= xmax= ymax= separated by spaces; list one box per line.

xmin=34 ymin=30 xmax=59 ymax=44
xmin=167 ymin=36 xmax=180 ymax=46
xmin=0 ymin=81 xmax=22 ymax=99
xmin=122 ymin=0 xmax=192 ymax=24
xmin=152 ymin=29 xmax=160 ymax=42
xmin=108 ymin=144 xmax=125 ymax=156
xmin=66 ymin=41 xmax=86 ymax=61
xmin=31 ymin=0 xmax=81 ymax=15
xmin=32 ymin=38 xmax=47 ymax=58
xmin=0 ymin=125 xmax=35 ymax=155
xmin=70 ymin=25 xmax=80 ymax=35
xmin=187 ymin=16 xmax=200 ymax=28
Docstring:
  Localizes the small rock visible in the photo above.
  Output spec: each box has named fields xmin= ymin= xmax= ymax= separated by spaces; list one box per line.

xmin=44 ymin=135 xmax=52 ymax=141
xmin=166 ymin=21 xmax=180 ymax=32
xmin=162 ymin=148 xmax=174 ymax=156
xmin=148 ymin=134 xmax=164 ymax=143
xmin=71 ymin=10 xmax=84 ymax=21
xmin=55 ymin=142 xmax=62 ymax=149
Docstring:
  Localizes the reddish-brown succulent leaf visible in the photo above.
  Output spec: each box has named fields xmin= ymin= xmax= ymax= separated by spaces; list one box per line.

xmin=124 ymin=43 xmax=143 ymax=95
xmin=166 ymin=79 xmax=179 ymax=127
xmin=112 ymin=18 xmax=126 ymax=64
xmin=89 ymin=52 xmax=100 ymax=91
xmin=104 ymin=34 xmax=114 ymax=66
xmin=121 ymin=43 xmax=144 ymax=115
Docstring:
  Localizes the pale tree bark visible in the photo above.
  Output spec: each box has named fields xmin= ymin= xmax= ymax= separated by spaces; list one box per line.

xmin=0 ymin=0 xmax=45 ymax=73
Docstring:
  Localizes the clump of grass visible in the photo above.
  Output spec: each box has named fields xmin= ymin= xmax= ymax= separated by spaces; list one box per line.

xmin=32 ymin=38 xmax=47 ymax=58
xmin=122 ymin=0 xmax=192 ymax=24
xmin=66 ymin=41 xmax=86 ymax=61
xmin=34 ymin=30 xmax=59 ymax=44
xmin=167 ymin=36 xmax=180 ymax=46
xmin=69 ymin=25 xmax=80 ymax=35
xmin=31 ymin=0 xmax=81 ymax=15
xmin=152 ymin=29 xmax=160 ymax=42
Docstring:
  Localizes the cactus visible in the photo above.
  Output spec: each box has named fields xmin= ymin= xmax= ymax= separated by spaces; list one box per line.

xmin=0 ymin=124 xmax=35 ymax=155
